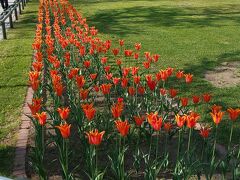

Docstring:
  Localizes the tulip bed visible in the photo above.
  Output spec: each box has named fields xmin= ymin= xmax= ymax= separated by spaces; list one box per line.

xmin=28 ymin=0 xmax=240 ymax=179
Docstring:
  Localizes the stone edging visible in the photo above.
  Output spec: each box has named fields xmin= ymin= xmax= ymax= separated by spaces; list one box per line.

xmin=12 ymin=87 xmax=33 ymax=178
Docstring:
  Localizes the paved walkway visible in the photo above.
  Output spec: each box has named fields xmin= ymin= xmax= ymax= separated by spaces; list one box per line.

xmin=0 ymin=1 xmax=19 ymax=40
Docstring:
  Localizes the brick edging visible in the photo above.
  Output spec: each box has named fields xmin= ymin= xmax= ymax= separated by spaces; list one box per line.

xmin=12 ymin=87 xmax=33 ymax=178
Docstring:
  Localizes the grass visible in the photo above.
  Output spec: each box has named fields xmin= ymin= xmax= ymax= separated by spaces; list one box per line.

xmin=0 ymin=0 xmax=240 ymax=176
xmin=0 ymin=0 xmax=39 ymax=176
xmin=70 ymin=0 xmax=240 ymax=144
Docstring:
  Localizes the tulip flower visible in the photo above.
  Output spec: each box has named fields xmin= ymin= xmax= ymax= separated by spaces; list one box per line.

xmin=175 ymin=114 xmax=186 ymax=128
xmin=28 ymin=98 xmax=42 ymax=115
xmin=115 ymin=120 xmax=130 ymax=137
xmin=210 ymin=111 xmax=224 ymax=125
xmin=169 ymin=88 xmax=178 ymax=98
xmin=86 ymin=129 xmax=105 ymax=146
xmin=33 ymin=112 xmax=47 ymax=126
xmin=199 ymin=127 xmax=211 ymax=139
xmin=119 ymin=39 xmax=124 ymax=46
xmin=184 ymin=73 xmax=193 ymax=83
xmin=76 ymin=75 xmax=86 ymax=89
xmin=112 ymin=48 xmax=119 ymax=56
xmin=192 ymin=95 xmax=200 ymax=104
xmin=203 ymin=93 xmax=211 ymax=103
xmin=111 ymin=103 xmax=124 ymax=119
xmin=135 ymin=43 xmax=141 ymax=51
xmin=164 ymin=122 xmax=173 ymax=132
xmin=100 ymin=84 xmax=112 ymax=95
xmin=133 ymin=115 xmax=145 ymax=127
xmin=227 ymin=108 xmax=240 ymax=121
xmin=147 ymin=112 xmax=162 ymax=131
xmin=57 ymin=107 xmax=70 ymax=120
xmin=180 ymin=97 xmax=188 ymax=107
xmin=55 ymin=123 xmax=71 ymax=139
xmin=81 ymin=103 xmax=96 ymax=121
xmin=211 ymin=104 xmax=222 ymax=114
xmin=176 ymin=70 xmax=184 ymax=79
xmin=128 ymin=86 xmax=136 ymax=96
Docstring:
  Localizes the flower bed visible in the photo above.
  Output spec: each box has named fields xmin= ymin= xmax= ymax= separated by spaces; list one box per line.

xmin=27 ymin=0 xmax=240 ymax=179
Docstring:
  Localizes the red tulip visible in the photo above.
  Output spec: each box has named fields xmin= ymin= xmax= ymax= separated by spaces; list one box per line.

xmin=86 ymin=129 xmax=105 ymax=146
xmin=227 ymin=108 xmax=240 ymax=121
xmin=56 ymin=123 xmax=71 ymax=139
xmin=147 ymin=112 xmax=162 ymax=131
xmin=33 ymin=112 xmax=47 ymax=126
xmin=57 ymin=107 xmax=70 ymax=120
xmin=115 ymin=120 xmax=130 ymax=137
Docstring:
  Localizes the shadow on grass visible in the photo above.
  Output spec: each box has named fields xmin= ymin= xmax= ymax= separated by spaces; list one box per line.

xmin=73 ymin=2 xmax=240 ymax=36
xmin=0 ymin=145 xmax=15 ymax=177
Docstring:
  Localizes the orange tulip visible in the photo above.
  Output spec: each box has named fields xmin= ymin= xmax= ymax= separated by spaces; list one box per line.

xmin=81 ymin=103 xmax=96 ymax=121
xmin=100 ymin=84 xmax=112 ymax=95
xmin=135 ymin=43 xmax=141 ymax=51
xmin=133 ymin=76 xmax=141 ymax=84
xmin=111 ymin=103 xmax=124 ymax=119
xmin=115 ymin=120 xmax=130 ymax=137
xmin=175 ymin=114 xmax=186 ymax=128
xmin=210 ymin=111 xmax=224 ymax=125
xmin=186 ymin=112 xmax=200 ymax=128
xmin=176 ymin=70 xmax=184 ymax=79
xmin=119 ymin=39 xmax=124 ymax=46
xmin=227 ymin=108 xmax=240 ymax=121
xmin=184 ymin=74 xmax=193 ymax=83
xmin=90 ymin=73 xmax=97 ymax=80
xmin=113 ymin=77 xmax=120 ymax=85
xmin=86 ymin=129 xmax=105 ymax=146
xmin=54 ymin=83 xmax=64 ymax=96
xmin=56 ymin=123 xmax=71 ymax=139
xmin=133 ymin=115 xmax=145 ymax=127
xmin=57 ymin=107 xmax=70 ymax=120
xmin=28 ymin=98 xmax=42 ymax=115
xmin=76 ymin=75 xmax=85 ymax=89
xmin=79 ymin=88 xmax=89 ymax=100
xmin=33 ymin=112 xmax=47 ymax=126
xmin=147 ymin=112 xmax=162 ymax=131
xmin=211 ymin=104 xmax=222 ymax=114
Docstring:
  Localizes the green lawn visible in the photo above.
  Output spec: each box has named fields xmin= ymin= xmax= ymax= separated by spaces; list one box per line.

xmin=0 ymin=1 xmax=38 ymax=176
xmin=0 ymin=0 xmax=240 ymax=176
xmin=71 ymin=0 xmax=240 ymax=143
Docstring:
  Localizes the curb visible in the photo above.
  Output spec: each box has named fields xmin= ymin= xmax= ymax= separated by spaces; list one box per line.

xmin=12 ymin=87 xmax=33 ymax=178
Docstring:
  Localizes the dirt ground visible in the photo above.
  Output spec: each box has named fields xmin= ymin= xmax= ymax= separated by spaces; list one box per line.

xmin=205 ymin=61 xmax=240 ymax=88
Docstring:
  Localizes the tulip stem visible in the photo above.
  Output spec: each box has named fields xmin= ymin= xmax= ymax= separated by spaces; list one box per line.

xmin=187 ymin=128 xmax=192 ymax=153
xmin=177 ymin=129 xmax=182 ymax=161
xmin=228 ymin=122 xmax=233 ymax=151
xmin=148 ymin=135 xmax=153 ymax=161
xmin=212 ymin=125 xmax=218 ymax=158
xmin=156 ymin=131 xmax=159 ymax=159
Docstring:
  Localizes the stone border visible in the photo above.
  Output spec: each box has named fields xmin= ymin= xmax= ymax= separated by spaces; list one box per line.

xmin=12 ymin=87 xmax=33 ymax=178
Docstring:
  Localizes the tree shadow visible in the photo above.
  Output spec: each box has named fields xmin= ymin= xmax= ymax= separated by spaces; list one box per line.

xmin=78 ymin=3 xmax=240 ymax=36
xmin=0 ymin=145 xmax=15 ymax=177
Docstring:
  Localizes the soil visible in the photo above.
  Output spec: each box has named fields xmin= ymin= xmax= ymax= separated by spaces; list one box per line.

xmin=204 ymin=61 xmax=240 ymax=88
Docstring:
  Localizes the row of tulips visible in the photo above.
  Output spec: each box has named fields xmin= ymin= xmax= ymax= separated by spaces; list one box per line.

xmin=27 ymin=0 xmax=240 ymax=179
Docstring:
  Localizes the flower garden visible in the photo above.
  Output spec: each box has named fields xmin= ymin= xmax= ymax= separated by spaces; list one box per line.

xmin=23 ymin=0 xmax=240 ymax=179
